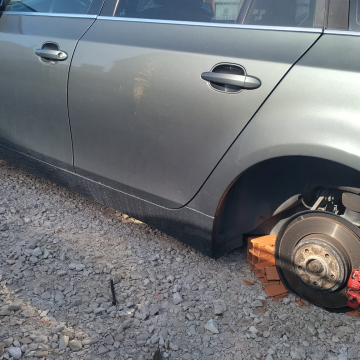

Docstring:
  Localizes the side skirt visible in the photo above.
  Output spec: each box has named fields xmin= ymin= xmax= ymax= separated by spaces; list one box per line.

xmin=0 ymin=144 xmax=214 ymax=256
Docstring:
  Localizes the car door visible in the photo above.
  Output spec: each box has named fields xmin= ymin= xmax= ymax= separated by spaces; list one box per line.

xmin=68 ymin=0 xmax=324 ymax=207
xmin=0 ymin=0 xmax=103 ymax=169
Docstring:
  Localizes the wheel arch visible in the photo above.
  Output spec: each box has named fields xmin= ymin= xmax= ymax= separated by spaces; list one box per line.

xmin=212 ymin=155 xmax=360 ymax=258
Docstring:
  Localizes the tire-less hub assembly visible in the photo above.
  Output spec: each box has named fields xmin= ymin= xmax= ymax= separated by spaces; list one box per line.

xmin=293 ymin=237 xmax=347 ymax=292
xmin=275 ymin=211 xmax=360 ymax=309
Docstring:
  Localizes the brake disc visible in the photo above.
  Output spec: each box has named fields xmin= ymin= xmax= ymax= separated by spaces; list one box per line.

xmin=275 ymin=211 xmax=360 ymax=308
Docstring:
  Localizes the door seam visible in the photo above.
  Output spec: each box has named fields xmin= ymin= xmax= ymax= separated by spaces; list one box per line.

xmin=66 ymin=1 xmax=106 ymax=171
xmin=180 ymin=31 xmax=325 ymax=212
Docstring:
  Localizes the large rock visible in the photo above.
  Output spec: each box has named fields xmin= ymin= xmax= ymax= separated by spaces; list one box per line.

xmin=59 ymin=335 xmax=69 ymax=350
xmin=234 ymin=351 xmax=243 ymax=360
xmin=32 ymin=247 xmax=42 ymax=257
xmin=75 ymin=264 xmax=85 ymax=271
xmin=173 ymin=292 xmax=183 ymax=305
xmin=34 ymin=351 xmax=49 ymax=357
xmin=150 ymin=334 xmax=159 ymax=345
xmin=205 ymin=319 xmax=219 ymax=334
xmin=104 ymin=335 xmax=114 ymax=345
xmin=169 ymin=342 xmax=179 ymax=351
xmin=290 ymin=351 xmax=302 ymax=360
xmin=8 ymin=301 xmax=22 ymax=311
xmin=249 ymin=326 xmax=258 ymax=334
xmin=0 ymin=343 xmax=5 ymax=356
xmin=114 ymin=333 xmax=124 ymax=342
xmin=338 ymin=325 xmax=355 ymax=334
xmin=94 ymin=307 xmax=105 ymax=315
xmin=213 ymin=301 xmax=226 ymax=315
xmin=69 ymin=339 xmax=82 ymax=351
xmin=149 ymin=304 xmax=160 ymax=316
xmin=202 ymin=348 xmax=214 ymax=355
xmin=51 ymin=326 xmax=65 ymax=334
xmin=251 ymin=299 xmax=263 ymax=308
xmin=7 ymin=347 xmax=22 ymax=359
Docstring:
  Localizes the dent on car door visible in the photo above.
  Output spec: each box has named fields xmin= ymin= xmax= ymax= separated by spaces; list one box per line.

xmin=68 ymin=0 xmax=323 ymax=208
xmin=0 ymin=0 xmax=102 ymax=169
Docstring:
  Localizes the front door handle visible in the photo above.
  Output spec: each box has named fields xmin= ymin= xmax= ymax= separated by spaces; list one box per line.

xmin=201 ymin=72 xmax=261 ymax=90
xmin=35 ymin=49 xmax=68 ymax=61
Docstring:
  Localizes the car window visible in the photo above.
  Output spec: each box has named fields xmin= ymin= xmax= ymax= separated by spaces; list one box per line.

xmin=350 ymin=0 xmax=360 ymax=31
xmin=243 ymin=0 xmax=316 ymax=27
xmin=1 ymin=0 xmax=94 ymax=14
xmin=111 ymin=0 xmax=317 ymax=26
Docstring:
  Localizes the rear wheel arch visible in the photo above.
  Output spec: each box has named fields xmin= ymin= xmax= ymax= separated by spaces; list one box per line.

xmin=212 ymin=156 xmax=360 ymax=257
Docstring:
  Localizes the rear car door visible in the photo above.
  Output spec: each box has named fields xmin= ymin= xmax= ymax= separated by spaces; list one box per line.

xmin=69 ymin=0 xmax=324 ymax=207
xmin=0 ymin=0 xmax=103 ymax=169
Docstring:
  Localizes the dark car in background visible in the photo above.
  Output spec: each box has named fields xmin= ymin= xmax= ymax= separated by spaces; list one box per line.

xmin=1 ymin=0 xmax=360 ymax=309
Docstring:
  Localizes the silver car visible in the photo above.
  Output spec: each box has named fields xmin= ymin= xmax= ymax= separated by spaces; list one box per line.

xmin=1 ymin=0 xmax=360 ymax=309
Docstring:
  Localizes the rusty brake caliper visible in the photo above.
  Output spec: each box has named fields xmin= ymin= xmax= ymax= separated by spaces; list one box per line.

xmin=347 ymin=268 xmax=360 ymax=309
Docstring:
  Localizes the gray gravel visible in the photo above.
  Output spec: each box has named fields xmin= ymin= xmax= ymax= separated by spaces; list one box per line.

xmin=0 ymin=159 xmax=359 ymax=360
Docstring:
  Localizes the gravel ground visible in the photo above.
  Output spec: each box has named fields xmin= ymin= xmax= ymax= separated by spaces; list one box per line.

xmin=0 ymin=159 xmax=360 ymax=360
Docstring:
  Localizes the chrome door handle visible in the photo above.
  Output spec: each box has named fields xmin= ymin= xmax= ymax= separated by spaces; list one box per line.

xmin=35 ymin=49 xmax=68 ymax=61
xmin=201 ymin=72 xmax=261 ymax=90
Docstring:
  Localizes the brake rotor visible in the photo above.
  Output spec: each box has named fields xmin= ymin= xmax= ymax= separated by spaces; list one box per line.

xmin=275 ymin=211 xmax=360 ymax=308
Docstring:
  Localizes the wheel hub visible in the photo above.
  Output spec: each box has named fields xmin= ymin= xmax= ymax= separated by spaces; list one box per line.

xmin=275 ymin=211 xmax=360 ymax=308
xmin=307 ymin=259 xmax=324 ymax=274
xmin=292 ymin=237 xmax=347 ymax=292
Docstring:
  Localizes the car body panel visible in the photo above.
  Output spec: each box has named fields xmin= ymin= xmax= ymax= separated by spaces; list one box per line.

xmin=188 ymin=32 xmax=360 ymax=225
xmin=68 ymin=19 xmax=320 ymax=208
xmin=0 ymin=14 xmax=95 ymax=169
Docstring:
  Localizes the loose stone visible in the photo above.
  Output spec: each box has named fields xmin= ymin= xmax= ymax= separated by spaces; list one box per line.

xmin=205 ymin=319 xmax=219 ymax=334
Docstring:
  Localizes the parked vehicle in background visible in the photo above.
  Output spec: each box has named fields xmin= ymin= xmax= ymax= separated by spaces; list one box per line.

xmin=1 ymin=0 xmax=360 ymax=309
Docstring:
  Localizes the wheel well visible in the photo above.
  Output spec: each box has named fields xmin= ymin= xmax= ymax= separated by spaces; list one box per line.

xmin=213 ymin=156 xmax=360 ymax=257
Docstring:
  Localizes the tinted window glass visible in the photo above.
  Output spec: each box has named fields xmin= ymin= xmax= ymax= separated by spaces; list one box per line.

xmin=112 ymin=0 xmax=317 ymax=26
xmin=2 ymin=0 xmax=94 ymax=13
xmin=350 ymin=0 xmax=360 ymax=31
xmin=243 ymin=0 xmax=316 ymax=27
